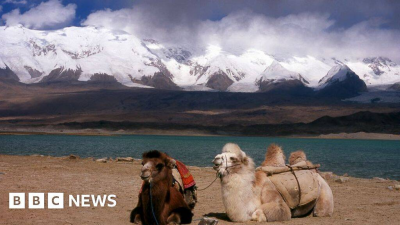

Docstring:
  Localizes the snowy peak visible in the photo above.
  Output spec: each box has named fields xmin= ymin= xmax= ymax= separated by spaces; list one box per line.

xmin=192 ymin=46 xmax=245 ymax=84
xmin=143 ymin=39 xmax=192 ymax=63
xmin=318 ymin=64 xmax=353 ymax=87
xmin=363 ymin=57 xmax=397 ymax=75
xmin=348 ymin=57 xmax=400 ymax=87
xmin=259 ymin=61 xmax=308 ymax=84
xmin=0 ymin=25 xmax=166 ymax=87
xmin=256 ymin=61 xmax=311 ymax=93
xmin=317 ymin=64 xmax=367 ymax=98
xmin=192 ymin=47 xmax=275 ymax=91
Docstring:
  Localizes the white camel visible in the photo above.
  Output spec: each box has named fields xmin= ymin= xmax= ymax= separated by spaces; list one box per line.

xmin=212 ymin=143 xmax=334 ymax=222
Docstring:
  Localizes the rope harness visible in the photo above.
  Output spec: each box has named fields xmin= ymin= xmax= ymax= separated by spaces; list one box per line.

xmin=261 ymin=164 xmax=321 ymax=208
xmin=198 ymin=154 xmax=241 ymax=191
xmin=288 ymin=165 xmax=302 ymax=207
xmin=221 ymin=154 xmax=242 ymax=175
xmin=149 ymin=182 xmax=159 ymax=225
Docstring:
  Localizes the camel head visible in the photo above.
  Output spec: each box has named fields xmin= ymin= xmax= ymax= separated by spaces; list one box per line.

xmin=212 ymin=143 xmax=254 ymax=177
xmin=140 ymin=150 xmax=175 ymax=183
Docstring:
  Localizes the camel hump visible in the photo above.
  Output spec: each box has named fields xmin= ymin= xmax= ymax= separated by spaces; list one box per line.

xmin=269 ymin=170 xmax=321 ymax=209
xmin=289 ymin=150 xmax=307 ymax=165
xmin=262 ymin=144 xmax=286 ymax=167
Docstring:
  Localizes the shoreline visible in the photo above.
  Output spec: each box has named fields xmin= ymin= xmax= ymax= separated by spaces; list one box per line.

xmin=1 ymin=154 xmax=399 ymax=181
xmin=1 ymin=129 xmax=400 ymax=140
xmin=1 ymin=155 xmax=399 ymax=224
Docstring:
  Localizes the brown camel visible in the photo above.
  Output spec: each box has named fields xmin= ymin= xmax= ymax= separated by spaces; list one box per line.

xmin=130 ymin=150 xmax=193 ymax=225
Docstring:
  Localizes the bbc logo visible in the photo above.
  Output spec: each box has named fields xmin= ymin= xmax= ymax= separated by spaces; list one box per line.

xmin=9 ymin=193 xmax=64 ymax=209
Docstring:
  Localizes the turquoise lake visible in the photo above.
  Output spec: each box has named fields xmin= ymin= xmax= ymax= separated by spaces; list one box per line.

xmin=0 ymin=134 xmax=399 ymax=180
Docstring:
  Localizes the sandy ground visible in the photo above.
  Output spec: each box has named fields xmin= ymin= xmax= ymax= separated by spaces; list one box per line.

xmin=1 ymin=155 xmax=399 ymax=225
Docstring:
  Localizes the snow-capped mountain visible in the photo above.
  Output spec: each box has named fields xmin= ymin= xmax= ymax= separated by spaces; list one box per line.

xmin=256 ymin=61 xmax=310 ymax=92
xmin=0 ymin=25 xmax=163 ymax=88
xmin=347 ymin=57 xmax=400 ymax=87
xmin=317 ymin=65 xmax=368 ymax=98
xmin=1 ymin=25 xmax=399 ymax=93
xmin=257 ymin=61 xmax=309 ymax=84
xmin=318 ymin=64 xmax=352 ymax=88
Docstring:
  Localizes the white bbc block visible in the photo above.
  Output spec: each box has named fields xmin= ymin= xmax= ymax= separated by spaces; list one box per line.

xmin=48 ymin=193 xmax=64 ymax=209
xmin=28 ymin=193 xmax=45 ymax=209
xmin=9 ymin=193 xmax=25 ymax=209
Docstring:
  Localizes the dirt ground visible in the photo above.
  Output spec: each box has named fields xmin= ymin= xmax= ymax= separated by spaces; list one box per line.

xmin=1 ymin=155 xmax=399 ymax=225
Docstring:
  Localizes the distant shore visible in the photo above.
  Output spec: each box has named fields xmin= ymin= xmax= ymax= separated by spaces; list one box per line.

xmin=1 ymin=155 xmax=399 ymax=224
xmin=1 ymin=128 xmax=400 ymax=140
xmin=293 ymin=132 xmax=400 ymax=140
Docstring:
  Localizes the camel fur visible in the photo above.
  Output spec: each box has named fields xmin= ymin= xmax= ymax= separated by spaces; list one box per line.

xmin=130 ymin=150 xmax=193 ymax=225
xmin=262 ymin=144 xmax=286 ymax=167
xmin=213 ymin=143 xmax=334 ymax=222
xmin=289 ymin=150 xmax=315 ymax=168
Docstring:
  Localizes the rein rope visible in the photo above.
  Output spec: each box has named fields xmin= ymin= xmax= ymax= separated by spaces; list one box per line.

xmin=196 ymin=173 xmax=220 ymax=191
xmin=222 ymin=154 xmax=242 ymax=175
xmin=149 ymin=182 xmax=159 ymax=225
xmin=197 ymin=155 xmax=241 ymax=191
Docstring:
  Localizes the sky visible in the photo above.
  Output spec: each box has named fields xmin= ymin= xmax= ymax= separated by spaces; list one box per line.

xmin=0 ymin=0 xmax=400 ymax=62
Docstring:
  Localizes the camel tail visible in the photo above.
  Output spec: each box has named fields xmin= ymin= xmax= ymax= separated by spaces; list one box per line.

xmin=262 ymin=144 xmax=286 ymax=167
xmin=289 ymin=150 xmax=307 ymax=165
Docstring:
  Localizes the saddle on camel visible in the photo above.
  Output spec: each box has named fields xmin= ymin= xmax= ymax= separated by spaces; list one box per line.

xmin=130 ymin=150 xmax=196 ymax=225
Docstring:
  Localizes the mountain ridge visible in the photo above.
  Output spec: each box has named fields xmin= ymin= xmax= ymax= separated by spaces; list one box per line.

xmin=1 ymin=25 xmax=399 ymax=94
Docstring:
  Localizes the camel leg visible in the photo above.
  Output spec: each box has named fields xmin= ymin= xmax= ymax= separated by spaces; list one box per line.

xmin=313 ymin=175 xmax=334 ymax=217
xmin=251 ymin=175 xmax=291 ymax=222
xmin=130 ymin=206 xmax=142 ymax=224
xmin=251 ymin=208 xmax=267 ymax=222
xmin=168 ymin=207 xmax=193 ymax=224
xmin=167 ymin=212 xmax=181 ymax=225
xmin=252 ymin=202 xmax=291 ymax=222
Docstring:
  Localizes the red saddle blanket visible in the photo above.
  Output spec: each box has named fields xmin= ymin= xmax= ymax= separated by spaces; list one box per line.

xmin=175 ymin=160 xmax=196 ymax=189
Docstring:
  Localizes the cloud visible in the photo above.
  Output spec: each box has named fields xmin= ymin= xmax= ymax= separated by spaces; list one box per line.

xmin=0 ymin=6 xmax=3 ymax=13
xmin=3 ymin=0 xmax=28 ymax=4
xmin=2 ymin=0 xmax=399 ymax=62
xmin=82 ymin=8 xmax=137 ymax=33
xmin=2 ymin=0 xmax=76 ymax=29
xmin=82 ymin=6 xmax=400 ymax=62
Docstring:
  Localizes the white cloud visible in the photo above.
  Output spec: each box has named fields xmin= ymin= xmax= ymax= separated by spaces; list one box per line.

xmin=2 ymin=0 xmax=76 ymax=29
xmin=3 ymin=0 xmax=28 ymax=4
xmin=82 ymin=8 xmax=137 ymax=33
xmin=82 ymin=8 xmax=400 ymax=62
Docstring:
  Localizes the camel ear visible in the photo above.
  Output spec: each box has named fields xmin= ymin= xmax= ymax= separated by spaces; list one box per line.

xmin=242 ymin=155 xmax=250 ymax=166
xmin=165 ymin=158 xmax=176 ymax=169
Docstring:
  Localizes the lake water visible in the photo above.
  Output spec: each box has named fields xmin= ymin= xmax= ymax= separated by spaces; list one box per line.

xmin=0 ymin=134 xmax=399 ymax=180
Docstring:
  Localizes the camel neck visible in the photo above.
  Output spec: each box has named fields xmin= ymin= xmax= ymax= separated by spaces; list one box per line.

xmin=222 ymin=168 xmax=255 ymax=184
xmin=220 ymin=169 xmax=258 ymax=222
xmin=141 ymin=176 xmax=171 ymax=224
